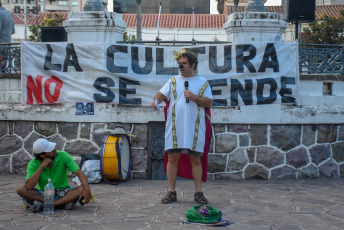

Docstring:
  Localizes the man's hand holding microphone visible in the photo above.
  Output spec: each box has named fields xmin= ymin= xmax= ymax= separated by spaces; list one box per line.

xmin=184 ymin=81 xmax=196 ymax=103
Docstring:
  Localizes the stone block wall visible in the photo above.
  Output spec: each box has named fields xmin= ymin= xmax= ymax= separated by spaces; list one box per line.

xmin=208 ymin=124 xmax=344 ymax=180
xmin=1 ymin=120 xmax=344 ymax=180
xmin=0 ymin=121 xmax=148 ymax=179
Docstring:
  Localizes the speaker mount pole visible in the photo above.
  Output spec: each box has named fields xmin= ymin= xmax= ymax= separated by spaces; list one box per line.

xmin=294 ymin=21 xmax=301 ymax=42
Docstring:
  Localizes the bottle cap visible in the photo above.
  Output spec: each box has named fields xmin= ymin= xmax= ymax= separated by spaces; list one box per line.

xmin=48 ymin=178 xmax=51 ymax=181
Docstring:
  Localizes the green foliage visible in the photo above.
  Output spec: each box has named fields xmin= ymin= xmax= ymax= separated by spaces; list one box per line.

xmin=123 ymin=32 xmax=136 ymax=41
xmin=28 ymin=14 xmax=64 ymax=42
xmin=302 ymin=10 xmax=344 ymax=44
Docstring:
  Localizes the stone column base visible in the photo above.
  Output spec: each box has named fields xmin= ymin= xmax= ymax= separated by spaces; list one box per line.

xmin=224 ymin=12 xmax=287 ymax=43
xmin=63 ymin=11 xmax=127 ymax=43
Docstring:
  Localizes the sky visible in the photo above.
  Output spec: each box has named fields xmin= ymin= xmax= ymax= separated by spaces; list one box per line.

xmin=265 ymin=0 xmax=282 ymax=5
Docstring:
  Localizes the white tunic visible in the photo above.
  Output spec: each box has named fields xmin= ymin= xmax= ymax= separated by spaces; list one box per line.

xmin=160 ymin=75 xmax=213 ymax=152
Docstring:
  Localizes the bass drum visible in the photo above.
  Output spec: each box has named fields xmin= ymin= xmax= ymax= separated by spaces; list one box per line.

xmin=99 ymin=133 xmax=131 ymax=181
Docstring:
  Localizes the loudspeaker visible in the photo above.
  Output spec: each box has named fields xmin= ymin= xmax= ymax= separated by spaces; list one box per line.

xmin=14 ymin=6 xmax=20 ymax=13
xmin=41 ymin=27 xmax=67 ymax=42
xmin=32 ymin=6 xmax=39 ymax=14
xmin=283 ymin=0 xmax=316 ymax=22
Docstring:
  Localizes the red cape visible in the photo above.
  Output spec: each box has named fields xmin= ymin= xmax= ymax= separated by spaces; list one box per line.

xmin=164 ymin=100 xmax=212 ymax=182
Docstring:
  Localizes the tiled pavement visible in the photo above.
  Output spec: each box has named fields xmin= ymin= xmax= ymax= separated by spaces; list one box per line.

xmin=1 ymin=174 xmax=344 ymax=230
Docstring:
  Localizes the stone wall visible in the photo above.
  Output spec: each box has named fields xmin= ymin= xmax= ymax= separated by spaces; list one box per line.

xmin=0 ymin=121 xmax=148 ymax=179
xmin=1 ymin=120 xmax=344 ymax=180
xmin=208 ymin=124 xmax=344 ymax=180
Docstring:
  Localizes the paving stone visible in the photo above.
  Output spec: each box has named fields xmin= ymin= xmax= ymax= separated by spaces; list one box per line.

xmin=316 ymin=124 xmax=337 ymax=143
xmin=209 ymin=137 xmax=214 ymax=153
xmin=228 ymin=148 xmax=247 ymax=171
xmin=109 ymin=123 xmax=132 ymax=132
xmin=215 ymin=134 xmax=237 ymax=153
xmin=246 ymin=147 xmax=255 ymax=163
xmin=298 ymin=164 xmax=318 ymax=179
xmin=339 ymin=125 xmax=344 ymax=141
xmin=65 ymin=140 xmax=98 ymax=156
xmin=34 ymin=121 xmax=57 ymax=137
xmin=24 ymin=132 xmax=42 ymax=155
xmin=92 ymin=131 xmax=112 ymax=147
xmin=286 ymin=147 xmax=309 ymax=169
xmin=14 ymin=121 xmax=33 ymax=139
xmin=318 ymin=159 xmax=339 ymax=178
xmin=214 ymin=172 xmax=243 ymax=180
xmin=80 ymin=123 xmax=91 ymax=139
xmin=208 ymin=154 xmax=227 ymax=173
xmin=270 ymin=166 xmax=297 ymax=180
xmin=0 ymin=121 xmax=7 ymax=138
xmin=58 ymin=122 xmax=79 ymax=140
xmin=270 ymin=125 xmax=301 ymax=151
xmin=0 ymin=155 xmax=10 ymax=173
xmin=244 ymin=164 xmax=268 ymax=180
xmin=227 ymin=124 xmax=248 ymax=133
xmin=250 ymin=125 xmax=267 ymax=146
xmin=302 ymin=125 xmax=315 ymax=146
xmin=213 ymin=124 xmax=225 ymax=134
xmin=131 ymin=149 xmax=148 ymax=172
xmin=0 ymin=135 xmax=22 ymax=155
xmin=2 ymin=175 xmax=344 ymax=230
xmin=131 ymin=124 xmax=148 ymax=149
xmin=332 ymin=141 xmax=344 ymax=163
xmin=340 ymin=164 xmax=344 ymax=178
xmin=309 ymin=144 xmax=331 ymax=165
xmin=256 ymin=146 xmax=284 ymax=169
xmin=239 ymin=135 xmax=249 ymax=147
xmin=93 ymin=123 xmax=106 ymax=131
xmin=12 ymin=150 xmax=32 ymax=174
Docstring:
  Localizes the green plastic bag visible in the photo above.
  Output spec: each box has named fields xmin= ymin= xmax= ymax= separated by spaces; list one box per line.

xmin=185 ymin=204 xmax=222 ymax=224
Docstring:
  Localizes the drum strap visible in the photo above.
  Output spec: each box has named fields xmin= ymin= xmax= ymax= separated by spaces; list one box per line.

xmin=115 ymin=135 xmax=122 ymax=175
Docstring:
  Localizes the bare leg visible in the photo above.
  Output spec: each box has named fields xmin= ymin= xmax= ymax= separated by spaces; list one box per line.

xmin=17 ymin=184 xmax=84 ymax=207
xmin=166 ymin=153 xmax=180 ymax=192
xmin=189 ymin=155 xmax=203 ymax=193
xmin=54 ymin=186 xmax=84 ymax=207
xmin=16 ymin=184 xmax=44 ymax=203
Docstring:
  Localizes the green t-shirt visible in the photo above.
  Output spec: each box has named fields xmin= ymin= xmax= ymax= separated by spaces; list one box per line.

xmin=26 ymin=151 xmax=80 ymax=190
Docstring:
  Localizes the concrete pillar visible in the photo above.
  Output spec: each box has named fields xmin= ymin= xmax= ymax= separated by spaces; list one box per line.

xmin=62 ymin=11 xmax=127 ymax=43
xmin=223 ymin=0 xmax=287 ymax=43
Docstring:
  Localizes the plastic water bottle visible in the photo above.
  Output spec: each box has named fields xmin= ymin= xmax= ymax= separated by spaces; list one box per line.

xmin=43 ymin=178 xmax=55 ymax=214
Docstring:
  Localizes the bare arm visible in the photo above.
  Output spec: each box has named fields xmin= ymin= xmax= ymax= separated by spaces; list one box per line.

xmin=25 ymin=158 xmax=52 ymax=190
xmin=184 ymin=90 xmax=212 ymax=108
xmin=152 ymin=92 xmax=168 ymax=110
xmin=75 ymin=169 xmax=92 ymax=204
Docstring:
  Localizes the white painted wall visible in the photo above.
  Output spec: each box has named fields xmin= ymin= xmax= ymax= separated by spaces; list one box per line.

xmin=12 ymin=23 xmax=301 ymax=43
xmin=210 ymin=0 xmax=218 ymax=14
xmin=125 ymin=27 xmax=226 ymax=42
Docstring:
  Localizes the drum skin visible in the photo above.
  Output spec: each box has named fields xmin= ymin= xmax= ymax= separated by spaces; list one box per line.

xmin=100 ymin=134 xmax=131 ymax=181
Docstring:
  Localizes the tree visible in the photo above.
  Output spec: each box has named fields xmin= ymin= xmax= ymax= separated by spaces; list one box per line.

xmin=302 ymin=10 xmax=344 ymax=44
xmin=216 ymin=0 xmax=224 ymax=14
xmin=123 ymin=32 xmax=136 ymax=41
xmin=28 ymin=14 xmax=65 ymax=42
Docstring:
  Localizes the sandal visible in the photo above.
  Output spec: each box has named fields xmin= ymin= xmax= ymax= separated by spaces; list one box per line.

xmin=194 ymin=192 xmax=208 ymax=204
xmin=161 ymin=191 xmax=177 ymax=204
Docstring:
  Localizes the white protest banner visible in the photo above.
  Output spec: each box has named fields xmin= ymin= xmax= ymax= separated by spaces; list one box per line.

xmin=21 ymin=41 xmax=299 ymax=107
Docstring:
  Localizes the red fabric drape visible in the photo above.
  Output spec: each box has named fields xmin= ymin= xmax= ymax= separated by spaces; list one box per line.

xmin=163 ymin=100 xmax=212 ymax=182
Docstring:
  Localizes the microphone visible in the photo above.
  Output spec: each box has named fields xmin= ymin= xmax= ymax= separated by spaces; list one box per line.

xmin=184 ymin=81 xmax=189 ymax=103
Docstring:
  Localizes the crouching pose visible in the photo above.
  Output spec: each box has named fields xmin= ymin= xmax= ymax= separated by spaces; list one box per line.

xmin=17 ymin=138 xmax=92 ymax=212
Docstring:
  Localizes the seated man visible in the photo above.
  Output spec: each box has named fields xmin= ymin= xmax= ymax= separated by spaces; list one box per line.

xmin=17 ymin=138 xmax=92 ymax=212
